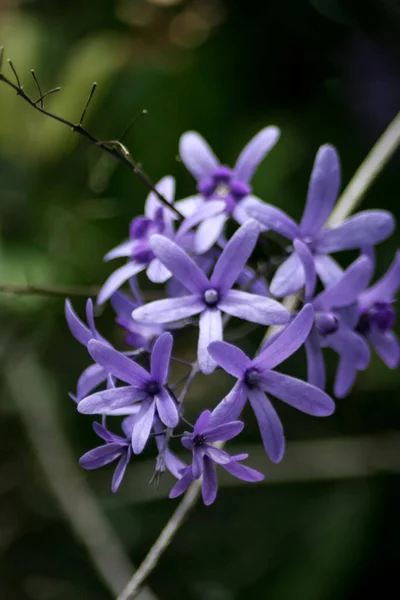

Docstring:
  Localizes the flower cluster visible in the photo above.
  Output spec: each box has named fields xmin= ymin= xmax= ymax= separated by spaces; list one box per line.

xmin=66 ymin=128 xmax=398 ymax=505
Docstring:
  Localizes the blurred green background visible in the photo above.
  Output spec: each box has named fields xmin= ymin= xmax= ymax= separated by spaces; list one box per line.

xmin=0 ymin=0 xmax=399 ymax=599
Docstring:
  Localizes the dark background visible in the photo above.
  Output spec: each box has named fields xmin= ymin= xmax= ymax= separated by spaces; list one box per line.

xmin=0 ymin=1 xmax=399 ymax=598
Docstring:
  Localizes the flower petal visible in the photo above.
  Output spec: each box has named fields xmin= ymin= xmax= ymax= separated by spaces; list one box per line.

xmin=146 ymin=257 xmax=172 ymax=283
xmin=204 ymin=445 xmax=231 ymax=464
xmin=198 ymin=309 xmax=223 ymax=374
xmin=145 ymin=176 xmax=175 ymax=219
xmin=361 ymin=250 xmax=400 ymax=306
xmin=78 ymin=386 xmax=145 ymax=414
xmin=293 ymin=239 xmax=317 ymax=300
xmin=174 ymin=195 xmax=203 ymax=218
xmin=247 ymin=203 xmax=300 ymax=240
xmin=150 ymin=235 xmax=209 ymax=293
xmin=333 ymin=354 xmax=358 ymax=398
xmin=211 ymin=382 xmax=248 ymax=425
xmin=305 ymin=328 xmax=326 ymax=390
xmin=326 ymin=328 xmax=370 ymax=370
xmin=195 ymin=213 xmax=228 ymax=254
xmin=132 ymin=295 xmax=204 ymax=324
xmin=76 ymin=363 xmax=108 ymax=401
xmin=234 ymin=126 xmax=280 ymax=182
xmin=179 ymin=200 xmax=226 ymax=235
xmin=269 ymin=251 xmax=305 ymax=297
xmin=367 ymin=329 xmax=400 ymax=369
xmin=248 ymin=388 xmax=285 ymax=463
xmin=202 ymin=456 xmax=218 ymax=506
xmin=97 ymin=262 xmax=145 ymax=305
xmin=193 ymin=410 xmax=212 ymax=435
xmin=179 ymin=131 xmax=220 ymax=180
xmin=313 ymin=256 xmax=373 ymax=310
xmin=253 ymin=304 xmax=314 ymax=371
xmin=151 ymin=332 xmax=173 ymax=384
xmin=233 ymin=195 xmax=266 ymax=226
xmin=222 ymin=460 xmax=264 ymax=482
xmin=300 ymin=145 xmax=340 ymax=237
xmin=169 ymin=467 xmax=194 ymax=498
xmin=314 ymin=253 xmax=343 ymax=287
xmin=316 ymin=210 xmax=395 ymax=253
xmin=156 ymin=388 xmax=179 ymax=428
xmin=131 ymin=399 xmax=156 ymax=454
xmin=65 ymin=299 xmax=92 ymax=346
xmin=88 ymin=340 xmax=150 ymax=386
xmin=192 ymin=448 xmax=204 ymax=479
xmin=219 ymin=290 xmax=290 ymax=325
xmin=79 ymin=444 xmax=122 ymax=470
xmin=207 ymin=341 xmax=250 ymax=377
xmin=260 ymin=371 xmax=335 ymax=416
xmin=111 ymin=449 xmax=131 ymax=493
xmin=105 ymin=240 xmax=136 ymax=262
xmin=203 ymin=420 xmax=244 ymax=442
xmin=210 ymin=220 xmax=260 ymax=292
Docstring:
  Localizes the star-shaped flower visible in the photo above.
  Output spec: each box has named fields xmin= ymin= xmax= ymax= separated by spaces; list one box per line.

xmin=176 ymin=127 xmax=280 ymax=253
xmin=169 ymin=410 xmax=264 ymax=506
xmin=78 ymin=332 xmax=179 ymax=454
xmin=208 ymin=305 xmax=335 ymax=462
xmin=131 ymin=220 xmax=290 ymax=374
xmin=248 ymin=145 xmax=395 ymax=296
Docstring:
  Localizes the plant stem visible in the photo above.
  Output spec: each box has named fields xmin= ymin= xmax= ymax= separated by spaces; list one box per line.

xmin=116 ymin=108 xmax=400 ymax=600
xmin=328 ymin=110 xmax=400 ymax=226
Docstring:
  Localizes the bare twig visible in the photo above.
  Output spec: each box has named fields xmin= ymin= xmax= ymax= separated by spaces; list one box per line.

xmin=4 ymin=349 xmax=157 ymax=600
xmin=0 ymin=49 xmax=183 ymax=219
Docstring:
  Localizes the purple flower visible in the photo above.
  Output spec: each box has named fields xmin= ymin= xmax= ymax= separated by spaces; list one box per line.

xmin=65 ymin=298 xmax=110 ymax=401
xmin=248 ymin=145 xmax=395 ymax=296
xmin=131 ymin=221 xmax=290 ymax=374
xmin=295 ymin=240 xmax=373 ymax=398
xmin=208 ymin=305 xmax=335 ymax=462
xmin=357 ymin=250 xmax=400 ymax=368
xmin=98 ymin=176 xmax=182 ymax=305
xmin=169 ymin=410 xmax=264 ymax=506
xmin=78 ymin=332 xmax=179 ymax=454
xmin=79 ymin=420 xmax=132 ymax=493
xmin=176 ymin=127 xmax=280 ymax=253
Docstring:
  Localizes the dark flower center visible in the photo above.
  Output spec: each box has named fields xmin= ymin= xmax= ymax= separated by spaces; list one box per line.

xmin=197 ymin=166 xmax=251 ymax=214
xmin=315 ymin=312 xmax=339 ymax=336
xmin=193 ymin=434 xmax=206 ymax=447
xmin=146 ymin=380 xmax=161 ymax=396
xmin=244 ymin=368 xmax=260 ymax=389
xmin=129 ymin=208 xmax=166 ymax=264
xmin=357 ymin=301 xmax=396 ymax=335
xmin=204 ymin=288 xmax=220 ymax=307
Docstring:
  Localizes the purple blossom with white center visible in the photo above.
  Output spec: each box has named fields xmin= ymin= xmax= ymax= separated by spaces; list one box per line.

xmin=176 ymin=127 xmax=280 ymax=253
xmin=79 ymin=420 xmax=132 ymax=493
xmin=78 ymin=332 xmax=179 ymax=454
xmin=248 ymin=145 xmax=395 ymax=297
xmin=65 ymin=298 xmax=110 ymax=401
xmin=295 ymin=240 xmax=373 ymax=398
xmin=208 ymin=305 xmax=335 ymax=463
xmin=169 ymin=410 xmax=264 ymax=506
xmin=131 ymin=221 xmax=290 ymax=374
xmin=356 ymin=250 xmax=400 ymax=369
xmin=98 ymin=176 xmax=183 ymax=305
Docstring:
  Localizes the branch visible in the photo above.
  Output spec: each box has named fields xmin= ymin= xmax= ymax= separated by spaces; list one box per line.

xmin=4 ymin=347 xmax=157 ymax=600
xmin=0 ymin=282 xmax=101 ymax=298
xmin=116 ymin=108 xmax=400 ymax=600
xmin=0 ymin=49 xmax=184 ymax=219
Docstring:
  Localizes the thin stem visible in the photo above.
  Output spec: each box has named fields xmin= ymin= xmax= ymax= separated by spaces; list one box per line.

xmin=0 ymin=51 xmax=183 ymax=219
xmin=0 ymin=282 xmax=101 ymax=298
xmin=328 ymin=110 xmax=400 ymax=226
xmin=117 ymin=108 xmax=400 ymax=600
xmin=116 ymin=480 xmax=202 ymax=600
